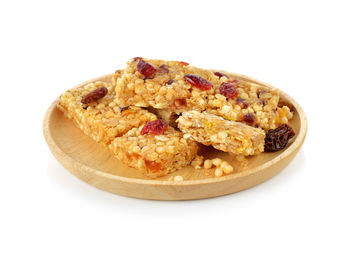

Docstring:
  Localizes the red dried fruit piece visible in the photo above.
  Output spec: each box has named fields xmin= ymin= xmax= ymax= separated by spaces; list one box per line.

xmin=184 ymin=74 xmax=213 ymax=90
xmin=145 ymin=160 xmax=163 ymax=172
xmin=137 ymin=59 xmax=157 ymax=77
xmin=264 ymin=124 xmax=295 ymax=152
xmin=141 ymin=119 xmax=168 ymax=135
xmin=81 ymin=87 xmax=108 ymax=104
xmin=133 ymin=57 xmax=142 ymax=61
xmin=157 ymin=64 xmax=169 ymax=74
xmin=219 ymin=82 xmax=239 ymax=99
xmin=166 ymin=79 xmax=174 ymax=85
xmin=179 ymin=61 xmax=189 ymax=66
xmin=243 ymin=113 xmax=255 ymax=124
xmin=236 ymin=98 xmax=249 ymax=109
xmin=214 ymin=72 xmax=229 ymax=79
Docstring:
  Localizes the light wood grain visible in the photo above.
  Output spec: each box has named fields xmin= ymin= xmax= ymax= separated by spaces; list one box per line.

xmin=43 ymin=72 xmax=307 ymax=200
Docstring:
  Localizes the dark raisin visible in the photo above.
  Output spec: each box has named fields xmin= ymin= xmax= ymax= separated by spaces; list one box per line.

xmin=120 ymin=107 xmax=129 ymax=112
xmin=143 ymin=74 xmax=155 ymax=81
xmin=243 ymin=113 xmax=255 ymax=124
xmin=82 ymin=106 xmax=88 ymax=110
xmin=264 ymin=124 xmax=295 ymax=152
xmin=157 ymin=64 xmax=169 ymax=74
xmin=137 ymin=59 xmax=157 ymax=77
xmin=214 ymin=72 xmax=229 ymax=79
xmin=166 ymin=79 xmax=174 ymax=85
xmin=236 ymin=98 xmax=249 ymax=109
xmin=81 ymin=87 xmax=108 ymax=104
xmin=141 ymin=119 xmax=168 ymax=135
xmin=257 ymin=89 xmax=266 ymax=98
xmin=184 ymin=74 xmax=213 ymax=90
xmin=219 ymin=82 xmax=239 ymax=99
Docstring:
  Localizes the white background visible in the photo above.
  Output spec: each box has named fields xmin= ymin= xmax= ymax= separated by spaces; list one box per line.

xmin=1 ymin=0 xmax=349 ymax=258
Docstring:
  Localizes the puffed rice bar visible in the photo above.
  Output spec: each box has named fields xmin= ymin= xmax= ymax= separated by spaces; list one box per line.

xmin=57 ymin=80 xmax=157 ymax=146
xmin=177 ymin=111 xmax=265 ymax=156
xmin=109 ymin=125 xmax=198 ymax=178
xmin=114 ymin=58 xmax=293 ymax=130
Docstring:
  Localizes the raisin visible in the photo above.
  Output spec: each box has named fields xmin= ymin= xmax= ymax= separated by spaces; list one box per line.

xmin=158 ymin=64 xmax=169 ymax=74
xmin=166 ymin=79 xmax=174 ymax=85
xmin=141 ymin=119 xmax=168 ymax=135
xmin=219 ymin=82 xmax=239 ymax=99
xmin=184 ymin=74 xmax=213 ymax=90
xmin=243 ymin=113 xmax=255 ymax=124
xmin=120 ymin=106 xmax=129 ymax=112
xmin=174 ymin=98 xmax=187 ymax=107
xmin=236 ymin=98 xmax=249 ymax=109
xmin=214 ymin=72 xmax=229 ymax=79
xmin=143 ymin=74 xmax=155 ymax=81
xmin=257 ymin=89 xmax=266 ymax=98
xmin=264 ymin=124 xmax=295 ymax=152
xmin=137 ymin=59 xmax=157 ymax=77
xmin=81 ymin=87 xmax=108 ymax=104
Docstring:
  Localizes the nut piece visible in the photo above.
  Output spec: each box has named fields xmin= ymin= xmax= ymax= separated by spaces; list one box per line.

xmin=81 ymin=87 xmax=108 ymax=104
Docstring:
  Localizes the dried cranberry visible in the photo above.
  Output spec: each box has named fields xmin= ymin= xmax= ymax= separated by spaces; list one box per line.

xmin=243 ymin=113 xmax=255 ymax=124
xmin=179 ymin=61 xmax=189 ymax=66
xmin=81 ymin=87 xmax=108 ymax=104
xmin=137 ymin=59 xmax=157 ymax=77
xmin=236 ymin=98 xmax=249 ymax=109
xmin=219 ymin=82 xmax=239 ymax=99
xmin=264 ymin=124 xmax=295 ymax=152
xmin=214 ymin=72 xmax=229 ymax=79
xmin=141 ymin=120 xmax=168 ymax=135
xmin=184 ymin=74 xmax=213 ymax=90
xmin=157 ymin=64 xmax=169 ymax=74
xmin=133 ymin=57 xmax=142 ymax=61
xmin=166 ymin=79 xmax=174 ymax=85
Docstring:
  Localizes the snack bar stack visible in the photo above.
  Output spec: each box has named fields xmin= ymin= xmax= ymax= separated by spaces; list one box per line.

xmin=109 ymin=121 xmax=198 ymax=178
xmin=177 ymin=111 xmax=265 ymax=156
xmin=113 ymin=58 xmax=293 ymax=130
xmin=57 ymin=80 xmax=157 ymax=146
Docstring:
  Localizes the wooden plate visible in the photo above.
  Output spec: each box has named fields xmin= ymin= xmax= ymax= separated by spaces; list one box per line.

xmin=43 ymin=72 xmax=307 ymax=200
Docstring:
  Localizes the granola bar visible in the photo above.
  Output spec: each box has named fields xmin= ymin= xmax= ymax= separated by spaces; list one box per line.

xmin=109 ymin=125 xmax=198 ymax=178
xmin=57 ymin=80 xmax=157 ymax=145
xmin=113 ymin=58 xmax=293 ymax=130
xmin=177 ymin=111 xmax=265 ymax=156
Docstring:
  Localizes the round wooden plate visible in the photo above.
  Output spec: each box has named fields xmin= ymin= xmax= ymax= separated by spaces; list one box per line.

xmin=43 ymin=72 xmax=307 ymax=200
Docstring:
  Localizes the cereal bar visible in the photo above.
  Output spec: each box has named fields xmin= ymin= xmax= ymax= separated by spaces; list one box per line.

xmin=109 ymin=124 xmax=198 ymax=178
xmin=57 ymin=80 xmax=157 ymax=145
xmin=177 ymin=111 xmax=265 ymax=156
xmin=113 ymin=58 xmax=293 ymax=130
